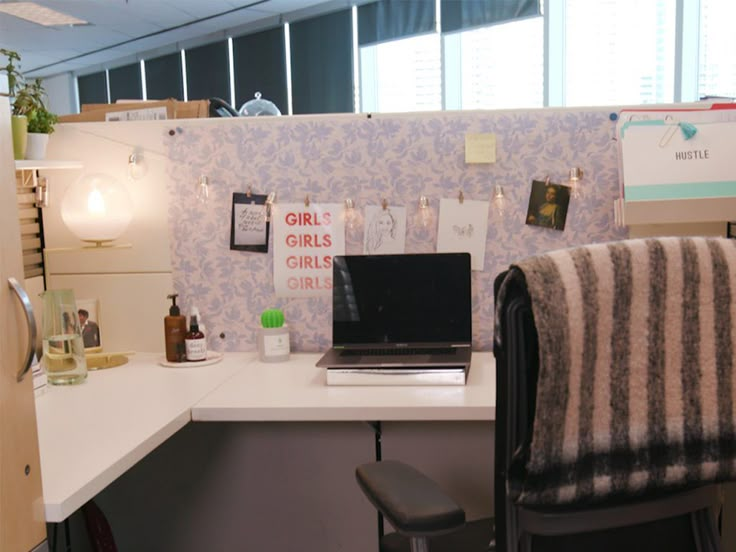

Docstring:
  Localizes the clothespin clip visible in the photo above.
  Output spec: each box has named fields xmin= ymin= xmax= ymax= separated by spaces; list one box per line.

xmin=265 ymin=191 xmax=276 ymax=222
xmin=458 ymin=190 xmax=464 ymax=204
xmin=246 ymin=186 xmax=252 ymax=198
xmin=304 ymin=194 xmax=310 ymax=207
xmin=381 ymin=198 xmax=388 ymax=210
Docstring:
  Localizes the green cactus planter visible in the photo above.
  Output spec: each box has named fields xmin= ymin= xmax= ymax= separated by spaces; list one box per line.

xmin=258 ymin=308 xmax=290 ymax=362
xmin=260 ymin=308 xmax=285 ymax=329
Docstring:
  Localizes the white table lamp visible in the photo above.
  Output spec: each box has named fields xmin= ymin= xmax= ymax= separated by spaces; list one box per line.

xmin=60 ymin=172 xmax=133 ymax=247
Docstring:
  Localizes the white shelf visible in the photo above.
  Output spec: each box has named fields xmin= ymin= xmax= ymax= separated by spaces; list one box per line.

xmin=15 ymin=160 xmax=83 ymax=171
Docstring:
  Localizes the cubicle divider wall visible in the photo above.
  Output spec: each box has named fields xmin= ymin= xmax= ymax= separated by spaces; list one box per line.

xmin=163 ymin=109 xmax=627 ymax=354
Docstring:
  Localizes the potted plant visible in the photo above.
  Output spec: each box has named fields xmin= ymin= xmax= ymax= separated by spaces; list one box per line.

xmin=18 ymin=78 xmax=58 ymax=159
xmin=0 ymin=48 xmax=29 ymax=160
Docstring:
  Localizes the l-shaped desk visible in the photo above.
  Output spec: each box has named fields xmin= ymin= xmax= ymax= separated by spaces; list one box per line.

xmin=35 ymin=351 xmax=496 ymax=526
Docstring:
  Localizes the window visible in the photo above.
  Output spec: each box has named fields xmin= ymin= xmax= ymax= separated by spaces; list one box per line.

xmin=445 ymin=17 xmax=543 ymax=110
xmin=561 ymin=0 xmax=676 ymax=107
xmin=698 ymin=0 xmax=736 ymax=99
xmin=77 ymin=71 xmax=108 ymax=106
xmin=185 ymin=41 xmax=230 ymax=102
xmin=361 ymin=33 xmax=442 ymax=113
xmin=108 ymin=63 xmax=142 ymax=103
xmin=360 ymin=0 xmax=541 ymax=113
xmin=290 ymin=9 xmax=354 ymax=115
xmin=72 ymin=0 xmax=736 ymax=114
xmin=232 ymin=27 xmax=288 ymax=114
xmin=145 ymin=52 xmax=184 ymax=101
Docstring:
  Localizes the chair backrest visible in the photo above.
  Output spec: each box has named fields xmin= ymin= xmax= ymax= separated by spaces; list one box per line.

xmin=493 ymin=237 xmax=732 ymax=552
xmin=493 ymin=268 xmax=538 ymax=552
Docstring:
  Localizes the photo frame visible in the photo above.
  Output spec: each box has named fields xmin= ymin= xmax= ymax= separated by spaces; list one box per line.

xmin=76 ymin=298 xmax=102 ymax=349
xmin=230 ymin=192 xmax=269 ymax=252
xmin=525 ymin=179 xmax=571 ymax=231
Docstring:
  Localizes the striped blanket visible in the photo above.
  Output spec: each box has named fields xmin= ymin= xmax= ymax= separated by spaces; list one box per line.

xmin=503 ymin=237 xmax=736 ymax=506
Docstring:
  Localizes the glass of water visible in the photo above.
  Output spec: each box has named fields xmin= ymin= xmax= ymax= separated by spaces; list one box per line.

xmin=41 ymin=289 xmax=88 ymax=385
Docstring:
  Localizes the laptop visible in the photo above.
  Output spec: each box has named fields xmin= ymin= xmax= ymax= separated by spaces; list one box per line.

xmin=316 ymin=252 xmax=472 ymax=385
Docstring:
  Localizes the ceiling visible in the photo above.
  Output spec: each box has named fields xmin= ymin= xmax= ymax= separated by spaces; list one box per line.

xmin=0 ymin=0 xmax=352 ymax=78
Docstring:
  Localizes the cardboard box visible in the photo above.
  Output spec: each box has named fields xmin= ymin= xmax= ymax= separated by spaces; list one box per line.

xmin=59 ymin=99 xmax=209 ymax=122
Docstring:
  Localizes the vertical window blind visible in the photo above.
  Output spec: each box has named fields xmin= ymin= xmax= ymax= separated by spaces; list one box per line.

xmin=441 ymin=0 xmax=540 ymax=33
xmin=108 ymin=63 xmax=143 ymax=103
xmin=77 ymin=71 xmax=107 ymax=106
xmin=232 ymin=27 xmax=288 ymax=113
xmin=358 ymin=0 xmax=435 ymax=45
xmin=145 ymin=52 xmax=184 ymax=100
xmin=290 ymin=9 xmax=354 ymax=114
xmin=185 ymin=41 xmax=230 ymax=101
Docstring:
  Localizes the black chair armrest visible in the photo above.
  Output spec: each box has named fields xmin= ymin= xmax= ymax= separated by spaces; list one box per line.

xmin=356 ymin=460 xmax=466 ymax=537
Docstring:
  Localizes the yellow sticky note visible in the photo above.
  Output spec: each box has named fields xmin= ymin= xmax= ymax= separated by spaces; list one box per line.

xmin=465 ymin=133 xmax=496 ymax=164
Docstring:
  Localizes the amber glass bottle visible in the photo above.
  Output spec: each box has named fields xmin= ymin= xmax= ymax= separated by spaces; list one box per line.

xmin=164 ymin=294 xmax=187 ymax=362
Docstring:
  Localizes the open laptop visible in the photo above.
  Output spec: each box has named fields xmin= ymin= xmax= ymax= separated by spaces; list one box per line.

xmin=316 ymin=252 xmax=472 ymax=385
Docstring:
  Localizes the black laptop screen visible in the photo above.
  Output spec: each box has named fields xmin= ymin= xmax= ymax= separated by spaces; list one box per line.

xmin=331 ymin=253 xmax=472 ymax=345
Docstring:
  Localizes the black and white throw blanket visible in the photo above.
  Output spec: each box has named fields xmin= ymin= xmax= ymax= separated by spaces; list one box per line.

xmin=504 ymin=237 xmax=736 ymax=506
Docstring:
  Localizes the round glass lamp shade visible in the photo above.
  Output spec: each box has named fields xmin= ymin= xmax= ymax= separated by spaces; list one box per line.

xmin=60 ymin=173 xmax=133 ymax=246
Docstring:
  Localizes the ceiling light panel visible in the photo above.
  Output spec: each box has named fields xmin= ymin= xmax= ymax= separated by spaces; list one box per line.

xmin=0 ymin=2 xmax=87 ymax=26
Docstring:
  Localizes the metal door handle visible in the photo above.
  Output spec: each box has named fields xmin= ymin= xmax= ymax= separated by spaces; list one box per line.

xmin=8 ymin=277 xmax=37 ymax=382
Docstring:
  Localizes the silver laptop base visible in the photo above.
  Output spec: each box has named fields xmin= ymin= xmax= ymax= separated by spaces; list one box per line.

xmin=326 ymin=367 xmax=468 ymax=386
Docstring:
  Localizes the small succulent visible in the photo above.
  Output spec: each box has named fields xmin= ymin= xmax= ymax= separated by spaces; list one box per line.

xmin=260 ymin=308 xmax=284 ymax=328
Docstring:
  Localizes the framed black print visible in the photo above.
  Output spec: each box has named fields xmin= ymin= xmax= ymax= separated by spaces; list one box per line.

xmin=230 ymin=192 xmax=269 ymax=252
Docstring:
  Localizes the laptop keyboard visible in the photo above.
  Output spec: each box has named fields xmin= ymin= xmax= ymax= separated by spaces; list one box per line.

xmin=340 ymin=347 xmax=457 ymax=356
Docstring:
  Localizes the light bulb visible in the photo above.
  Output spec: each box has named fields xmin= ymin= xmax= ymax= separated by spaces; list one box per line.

xmin=568 ymin=168 xmax=584 ymax=199
xmin=195 ymin=175 xmax=209 ymax=203
xmin=342 ymin=198 xmax=363 ymax=231
xmin=415 ymin=195 xmax=435 ymax=229
xmin=87 ymin=188 xmax=106 ymax=215
xmin=60 ymin=173 xmax=133 ymax=246
xmin=127 ymin=152 xmax=148 ymax=180
xmin=492 ymin=185 xmax=507 ymax=219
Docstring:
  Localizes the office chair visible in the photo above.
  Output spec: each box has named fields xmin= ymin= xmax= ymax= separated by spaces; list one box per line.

xmin=357 ymin=237 xmax=732 ymax=552
xmin=208 ymin=97 xmax=239 ymax=117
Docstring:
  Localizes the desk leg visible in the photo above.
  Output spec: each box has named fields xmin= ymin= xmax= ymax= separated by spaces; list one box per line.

xmin=64 ymin=519 xmax=71 ymax=551
xmin=49 ymin=520 xmax=72 ymax=552
xmin=366 ymin=421 xmax=384 ymax=543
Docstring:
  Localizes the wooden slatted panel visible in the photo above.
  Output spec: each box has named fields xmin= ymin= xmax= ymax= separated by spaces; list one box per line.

xmin=15 ymin=172 xmax=44 ymax=280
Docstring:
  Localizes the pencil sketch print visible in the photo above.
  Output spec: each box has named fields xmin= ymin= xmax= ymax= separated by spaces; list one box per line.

xmin=452 ymin=224 xmax=474 ymax=239
xmin=363 ymin=205 xmax=406 ymax=255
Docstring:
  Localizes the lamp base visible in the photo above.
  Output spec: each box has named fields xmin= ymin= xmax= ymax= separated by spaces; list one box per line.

xmin=80 ymin=240 xmax=134 ymax=249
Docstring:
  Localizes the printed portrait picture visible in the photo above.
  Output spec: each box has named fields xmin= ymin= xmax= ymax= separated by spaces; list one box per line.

xmin=525 ymin=180 xmax=571 ymax=231
xmin=76 ymin=298 xmax=101 ymax=349
xmin=363 ymin=205 xmax=406 ymax=255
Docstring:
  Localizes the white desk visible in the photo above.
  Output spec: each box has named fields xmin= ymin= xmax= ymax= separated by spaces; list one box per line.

xmin=192 ymin=353 xmax=496 ymax=422
xmin=35 ymin=351 xmax=495 ymax=523
xmin=35 ymin=352 xmax=252 ymax=522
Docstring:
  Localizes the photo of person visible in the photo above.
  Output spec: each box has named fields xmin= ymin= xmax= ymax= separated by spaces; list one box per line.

xmin=78 ymin=308 xmax=101 ymax=348
xmin=363 ymin=205 xmax=406 ymax=254
xmin=525 ymin=180 xmax=571 ymax=231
